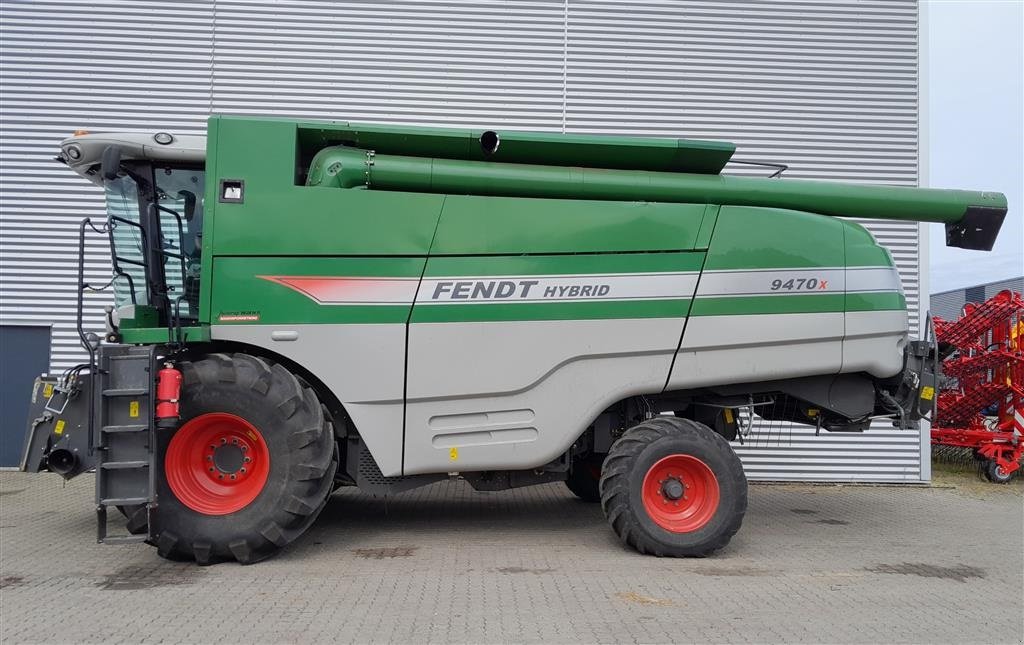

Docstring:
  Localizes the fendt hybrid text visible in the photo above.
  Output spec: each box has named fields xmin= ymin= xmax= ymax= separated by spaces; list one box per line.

xmin=22 ymin=117 xmax=1008 ymax=564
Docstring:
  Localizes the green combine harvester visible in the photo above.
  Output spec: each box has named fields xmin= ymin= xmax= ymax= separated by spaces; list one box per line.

xmin=22 ymin=116 xmax=1007 ymax=564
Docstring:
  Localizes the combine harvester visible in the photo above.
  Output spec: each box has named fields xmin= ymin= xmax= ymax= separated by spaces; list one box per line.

xmin=21 ymin=117 xmax=1008 ymax=564
xmin=932 ymin=290 xmax=1024 ymax=482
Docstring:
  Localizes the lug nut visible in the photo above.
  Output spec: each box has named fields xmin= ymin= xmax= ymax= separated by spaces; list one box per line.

xmin=230 ymin=474 xmax=236 ymax=480
xmin=244 ymin=457 xmax=251 ymax=463
xmin=240 ymin=467 xmax=246 ymax=474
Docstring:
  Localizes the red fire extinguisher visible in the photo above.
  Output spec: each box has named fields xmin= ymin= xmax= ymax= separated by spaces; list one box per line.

xmin=156 ymin=362 xmax=182 ymax=428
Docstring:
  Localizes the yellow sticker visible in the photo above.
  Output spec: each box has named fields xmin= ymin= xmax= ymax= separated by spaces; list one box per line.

xmin=807 ymin=408 xmax=819 ymax=418
xmin=921 ymin=386 xmax=935 ymax=401
xmin=54 ymin=419 xmax=66 ymax=435
xmin=723 ymin=408 xmax=734 ymax=424
xmin=43 ymin=383 xmax=54 ymax=398
xmin=449 ymin=447 xmax=458 ymax=462
xmin=129 ymin=401 xmax=140 ymax=418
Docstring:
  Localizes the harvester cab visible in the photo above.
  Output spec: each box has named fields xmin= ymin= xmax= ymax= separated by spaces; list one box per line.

xmin=21 ymin=116 xmax=1008 ymax=564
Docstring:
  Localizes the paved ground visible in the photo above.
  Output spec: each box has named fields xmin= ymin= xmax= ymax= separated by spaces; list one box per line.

xmin=1 ymin=470 xmax=1021 ymax=644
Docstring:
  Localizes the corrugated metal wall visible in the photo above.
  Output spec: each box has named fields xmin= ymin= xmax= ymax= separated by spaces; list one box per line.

xmin=931 ymin=277 xmax=1024 ymax=321
xmin=0 ymin=0 xmax=924 ymax=481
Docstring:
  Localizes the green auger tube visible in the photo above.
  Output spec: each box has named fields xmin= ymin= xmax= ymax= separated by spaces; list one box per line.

xmin=307 ymin=145 xmax=1007 ymax=251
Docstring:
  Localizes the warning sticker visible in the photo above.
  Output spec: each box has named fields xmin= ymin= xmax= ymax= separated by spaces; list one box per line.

xmin=920 ymin=386 xmax=935 ymax=401
xmin=54 ymin=419 xmax=66 ymax=435
xmin=129 ymin=401 xmax=140 ymax=418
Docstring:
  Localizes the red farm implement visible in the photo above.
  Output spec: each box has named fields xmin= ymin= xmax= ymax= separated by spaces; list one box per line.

xmin=932 ymin=289 xmax=1024 ymax=483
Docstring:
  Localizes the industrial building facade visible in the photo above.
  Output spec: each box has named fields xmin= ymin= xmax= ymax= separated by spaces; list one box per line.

xmin=932 ymin=277 xmax=1024 ymax=322
xmin=0 ymin=0 xmax=927 ymax=479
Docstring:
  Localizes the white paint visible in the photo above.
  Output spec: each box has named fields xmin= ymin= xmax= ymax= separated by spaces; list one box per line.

xmin=404 ymin=317 xmax=684 ymax=474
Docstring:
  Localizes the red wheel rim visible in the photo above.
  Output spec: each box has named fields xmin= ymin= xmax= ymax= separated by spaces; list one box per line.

xmin=641 ymin=454 xmax=720 ymax=533
xmin=165 ymin=413 xmax=270 ymax=515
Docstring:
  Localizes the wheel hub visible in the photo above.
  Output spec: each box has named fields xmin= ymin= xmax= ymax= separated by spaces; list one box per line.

xmin=641 ymin=454 xmax=720 ymax=533
xmin=660 ymin=477 xmax=685 ymax=500
xmin=212 ymin=443 xmax=246 ymax=475
xmin=166 ymin=413 xmax=270 ymax=515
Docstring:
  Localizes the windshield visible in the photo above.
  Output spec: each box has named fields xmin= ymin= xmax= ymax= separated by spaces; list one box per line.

xmin=103 ymin=165 xmax=205 ymax=322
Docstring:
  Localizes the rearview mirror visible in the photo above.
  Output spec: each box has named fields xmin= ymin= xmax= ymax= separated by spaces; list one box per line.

xmin=100 ymin=146 xmax=121 ymax=181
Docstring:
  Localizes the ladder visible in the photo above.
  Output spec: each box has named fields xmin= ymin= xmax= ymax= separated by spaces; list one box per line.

xmin=94 ymin=345 xmax=158 ymax=544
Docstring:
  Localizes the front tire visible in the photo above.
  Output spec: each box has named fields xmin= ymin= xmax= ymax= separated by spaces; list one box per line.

xmin=600 ymin=417 xmax=746 ymax=557
xmin=155 ymin=353 xmax=337 ymax=564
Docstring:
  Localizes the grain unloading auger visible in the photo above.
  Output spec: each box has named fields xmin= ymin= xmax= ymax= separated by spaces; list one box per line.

xmin=21 ymin=116 xmax=1008 ymax=564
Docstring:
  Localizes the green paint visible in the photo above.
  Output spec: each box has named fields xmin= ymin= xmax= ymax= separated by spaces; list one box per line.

xmin=295 ymin=119 xmax=736 ymax=174
xmin=430 ymin=196 xmax=708 ymax=255
xmin=424 ymin=252 xmax=706 ymax=277
xmin=691 ymin=294 xmax=848 ymax=316
xmin=703 ymin=206 xmax=846 ymax=270
xmin=844 ymin=220 xmax=897 ymax=268
xmin=117 ymin=305 xmax=160 ymax=329
xmin=846 ymin=292 xmax=907 ymax=312
xmin=412 ymin=299 xmax=693 ymax=323
xmin=120 ymin=326 xmax=211 ymax=344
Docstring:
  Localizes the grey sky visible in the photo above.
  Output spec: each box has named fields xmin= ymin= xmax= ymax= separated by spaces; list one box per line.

xmin=927 ymin=0 xmax=1023 ymax=292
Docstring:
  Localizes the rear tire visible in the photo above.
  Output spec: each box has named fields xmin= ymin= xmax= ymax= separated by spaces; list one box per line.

xmin=155 ymin=353 xmax=337 ymax=565
xmin=600 ymin=416 xmax=746 ymax=557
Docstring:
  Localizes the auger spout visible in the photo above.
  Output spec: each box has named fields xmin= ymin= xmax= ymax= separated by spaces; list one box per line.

xmin=308 ymin=145 xmax=1007 ymax=251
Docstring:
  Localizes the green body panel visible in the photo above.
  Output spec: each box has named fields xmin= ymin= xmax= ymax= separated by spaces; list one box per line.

xmin=117 ymin=305 xmax=160 ymax=329
xmin=120 ymin=326 xmax=211 ymax=344
xmin=692 ymin=294 xmax=848 ymax=316
xmin=430 ymin=197 xmax=713 ymax=254
xmin=296 ymin=119 xmax=736 ymax=174
xmin=206 ymin=118 xmax=445 ymax=258
xmin=421 ymin=252 xmax=705 ymax=277
xmin=701 ymin=206 xmax=846 ymax=271
xmin=843 ymin=219 xmax=899 ymax=267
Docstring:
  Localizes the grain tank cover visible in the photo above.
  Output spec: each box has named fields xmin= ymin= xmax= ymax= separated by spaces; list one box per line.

xmin=296 ymin=121 xmax=737 ymax=175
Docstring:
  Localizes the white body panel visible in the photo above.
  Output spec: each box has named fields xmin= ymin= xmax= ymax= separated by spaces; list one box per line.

xmin=403 ymin=318 xmax=683 ymax=475
xmin=666 ymin=313 xmax=846 ymax=389
xmin=842 ymin=310 xmax=908 ymax=378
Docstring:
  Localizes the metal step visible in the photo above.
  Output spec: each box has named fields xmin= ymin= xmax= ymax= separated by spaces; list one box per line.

xmin=100 ymin=496 xmax=149 ymax=506
xmin=100 ymin=535 xmax=148 ymax=545
xmin=101 ymin=461 xmax=149 ymax=470
xmin=102 ymin=387 xmax=148 ymax=397
xmin=102 ymin=424 xmax=148 ymax=434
